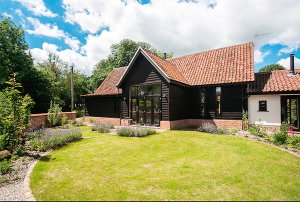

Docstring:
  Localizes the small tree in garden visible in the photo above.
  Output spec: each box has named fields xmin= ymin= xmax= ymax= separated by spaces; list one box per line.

xmin=0 ymin=74 xmax=34 ymax=152
xmin=242 ymin=110 xmax=248 ymax=130
xmin=47 ymin=101 xmax=62 ymax=127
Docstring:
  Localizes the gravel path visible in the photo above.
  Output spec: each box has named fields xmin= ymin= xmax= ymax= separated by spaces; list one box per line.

xmin=0 ymin=158 xmax=36 ymax=201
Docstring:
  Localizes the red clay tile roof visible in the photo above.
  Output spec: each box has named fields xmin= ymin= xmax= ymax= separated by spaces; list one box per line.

xmin=89 ymin=67 xmax=127 ymax=96
xmin=168 ymin=42 xmax=254 ymax=85
xmin=248 ymin=69 xmax=300 ymax=93
xmin=142 ymin=49 xmax=188 ymax=84
xmin=88 ymin=42 xmax=255 ymax=95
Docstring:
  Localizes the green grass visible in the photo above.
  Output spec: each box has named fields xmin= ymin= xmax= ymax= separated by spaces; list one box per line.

xmin=30 ymin=126 xmax=300 ymax=201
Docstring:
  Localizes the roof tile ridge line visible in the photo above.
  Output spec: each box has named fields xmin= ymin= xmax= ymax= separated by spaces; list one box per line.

xmin=141 ymin=48 xmax=189 ymax=83
xmin=140 ymin=48 xmax=172 ymax=80
xmin=167 ymin=41 xmax=254 ymax=61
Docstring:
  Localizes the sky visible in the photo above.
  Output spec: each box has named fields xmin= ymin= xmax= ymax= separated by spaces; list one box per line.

xmin=1 ymin=0 xmax=300 ymax=75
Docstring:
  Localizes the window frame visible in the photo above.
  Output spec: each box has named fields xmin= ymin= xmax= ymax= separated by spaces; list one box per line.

xmin=215 ymin=87 xmax=222 ymax=118
xmin=258 ymin=100 xmax=268 ymax=112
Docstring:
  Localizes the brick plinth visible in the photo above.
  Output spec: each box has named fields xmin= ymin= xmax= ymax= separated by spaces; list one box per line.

xmin=160 ymin=119 xmax=242 ymax=130
xmin=83 ymin=116 xmax=130 ymax=126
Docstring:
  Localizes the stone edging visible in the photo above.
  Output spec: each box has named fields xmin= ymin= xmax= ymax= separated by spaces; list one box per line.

xmin=23 ymin=152 xmax=50 ymax=201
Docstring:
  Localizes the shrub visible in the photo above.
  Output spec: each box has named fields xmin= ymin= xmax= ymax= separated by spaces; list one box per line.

xmin=92 ymin=122 xmax=112 ymax=133
xmin=230 ymin=128 xmax=238 ymax=135
xmin=14 ymin=145 xmax=26 ymax=156
xmin=247 ymin=124 xmax=265 ymax=137
xmin=0 ymin=159 xmax=11 ymax=174
xmin=61 ymin=114 xmax=68 ymax=126
xmin=287 ymin=136 xmax=300 ymax=150
xmin=76 ymin=118 xmax=84 ymax=126
xmin=0 ymin=75 xmax=34 ymax=152
xmin=116 ymin=127 xmax=156 ymax=137
xmin=89 ymin=118 xmax=95 ymax=124
xmin=273 ymin=131 xmax=287 ymax=145
xmin=75 ymin=109 xmax=85 ymax=118
xmin=29 ymin=138 xmax=46 ymax=151
xmin=47 ymin=101 xmax=62 ymax=127
xmin=198 ymin=123 xmax=217 ymax=133
xmin=216 ymin=127 xmax=229 ymax=135
xmin=29 ymin=128 xmax=82 ymax=150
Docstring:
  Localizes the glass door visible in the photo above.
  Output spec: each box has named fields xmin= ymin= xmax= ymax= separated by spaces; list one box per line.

xmin=282 ymin=96 xmax=299 ymax=130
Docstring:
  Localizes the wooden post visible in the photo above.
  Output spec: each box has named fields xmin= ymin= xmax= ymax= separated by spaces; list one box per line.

xmin=71 ymin=64 xmax=74 ymax=112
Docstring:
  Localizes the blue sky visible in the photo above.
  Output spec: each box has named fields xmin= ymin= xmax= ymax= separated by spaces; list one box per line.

xmin=1 ymin=0 xmax=300 ymax=75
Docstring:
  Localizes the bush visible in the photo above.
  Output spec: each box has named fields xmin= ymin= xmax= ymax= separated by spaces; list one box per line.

xmin=287 ymin=136 xmax=300 ymax=150
xmin=14 ymin=145 xmax=26 ymax=157
xmin=116 ymin=127 xmax=156 ymax=137
xmin=92 ymin=122 xmax=112 ymax=133
xmin=216 ymin=127 xmax=229 ymax=135
xmin=47 ymin=101 xmax=62 ymax=127
xmin=273 ymin=123 xmax=289 ymax=146
xmin=29 ymin=128 xmax=82 ymax=150
xmin=247 ymin=124 xmax=266 ymax=137
xmin=230 ymin=128 xmax=238 ymax=135
xmin=75 ymin=109 xmax=85 ymax=118
xmin=198 ymin=123 xmax=217 ymax=133
xmin=273 ymin=131 xmax=287 ymax=145
xmin=29 ymin=138 xmax=46 ymax=151
xmin=0 ymin=159 xmax=11 ymax=174
xmin=0 ymin=75 xmax=34 ymax=152
xmin=76 ymin=118 xmax=84 ymax=126
xmin=61 ymin=114 xmax=68 ymax=126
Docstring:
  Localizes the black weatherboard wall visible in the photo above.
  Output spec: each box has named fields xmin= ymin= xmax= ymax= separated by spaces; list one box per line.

xmin=119 ymin=53 xmax=169 ymax=120
xmin=85 ymin=95 xmax=120 ymax=118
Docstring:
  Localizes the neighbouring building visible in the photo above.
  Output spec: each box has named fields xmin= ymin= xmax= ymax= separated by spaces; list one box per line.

xmin=82 ymin=42 xmax=300 ymax=131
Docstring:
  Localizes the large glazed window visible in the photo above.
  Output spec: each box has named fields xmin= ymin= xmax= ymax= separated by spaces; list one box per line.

xmin=130 ymin=83 xmax=161 ymax=126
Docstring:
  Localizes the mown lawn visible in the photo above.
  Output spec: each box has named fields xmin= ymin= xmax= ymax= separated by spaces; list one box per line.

xmin=30 ymin=126 xmax=300 ymax=201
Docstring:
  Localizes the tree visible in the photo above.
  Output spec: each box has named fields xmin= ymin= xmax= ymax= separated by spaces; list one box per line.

xmin=0 ymin=74 xmax=34 ymax=152
xmin=37 ymin=54 xmax=92 ymax=112
xmin=0 ymin=16 xmax=55 ymax=113
xmin=90 ymin=39 xmax=156 ymax=90
xmin=258 ymin=64 xmax=285 ymax=72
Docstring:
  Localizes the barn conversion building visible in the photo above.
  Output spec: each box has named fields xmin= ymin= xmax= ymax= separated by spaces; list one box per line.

xmin=82 ymin=42 xmax=300 ymax=131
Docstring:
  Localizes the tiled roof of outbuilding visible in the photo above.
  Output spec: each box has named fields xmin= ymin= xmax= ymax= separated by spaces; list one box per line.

xmin=248 ymin=70 xmax=300 ymax=93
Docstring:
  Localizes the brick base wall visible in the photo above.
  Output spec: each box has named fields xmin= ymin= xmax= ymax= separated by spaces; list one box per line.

xmin=83 ymin=116 xmax=130 ymax=126
xmin=30 ymin=112 xmax=76 ymax=129
xmin=160 ymin=119 xmax=243 ymax=130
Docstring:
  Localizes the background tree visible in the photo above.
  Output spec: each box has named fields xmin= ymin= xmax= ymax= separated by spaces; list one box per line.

xmin=0 ymin=16 xmax=54 ymax=113
xmin=258 ymin=64 xmax=285 ymax=72
xmin=37 ymin=54 xmax=91 ymax=112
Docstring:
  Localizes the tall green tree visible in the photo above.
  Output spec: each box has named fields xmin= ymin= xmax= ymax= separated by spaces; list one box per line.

xmin=258 ymin=64 xmax=285 ymax=72
xmin=0 ymin=16 xmax=54 ymax=113
xmin=0 ymin=17 xmax=33 ymax=89
xmin=37 ymin=54 xmax=91 ymax=111
xmin=90 ymin=39 xmax=157 ymax=90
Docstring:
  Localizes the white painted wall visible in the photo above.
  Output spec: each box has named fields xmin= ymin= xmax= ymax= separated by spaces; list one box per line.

xmin=248 ymin=94 xmax=281 ymax=126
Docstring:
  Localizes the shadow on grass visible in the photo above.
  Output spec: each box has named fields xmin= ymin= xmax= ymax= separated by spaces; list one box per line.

xmin=40 ymin=155 xmax=55 ymax=162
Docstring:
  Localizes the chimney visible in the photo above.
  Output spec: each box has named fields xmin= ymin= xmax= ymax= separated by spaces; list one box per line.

xmin=163 ymin=53 xmax=167 ymax=59
xmin=290 ymin=54 xmax=296 ymax=75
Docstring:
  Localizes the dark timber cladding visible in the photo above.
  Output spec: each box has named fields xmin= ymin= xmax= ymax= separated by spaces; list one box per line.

xmin=119 ymin=53 xmax=169 ymax=120
xmin=169 ymin=84 xmax=246 ymax=121
xmin=85 ymin=95 xmax=120 ymax=118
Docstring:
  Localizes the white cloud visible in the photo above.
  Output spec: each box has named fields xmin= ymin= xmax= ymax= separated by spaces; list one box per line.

xmin=14 ymin=0 xmax=57 ymax=17
xmin=3 ymin=12 xmax=13 ymax=18
xmin=277 ymin=56 xmax=300 ymax=69
xmin=15 ymin=9 xmax=23 ymax=16
xmin=254 ymin=50 xmax=271 ymax=64
xmin=26 ymin=17 xmax=65 ymax=38
xmin=30 ymin=43 xmax=92 ymax=74
xmin=24 ymin=0 xmax=300 ymax=75
xmin=26 ymin=17 xmax=80 ymax=51
xmin=55 ymin=0 xmax=300 ymax=75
